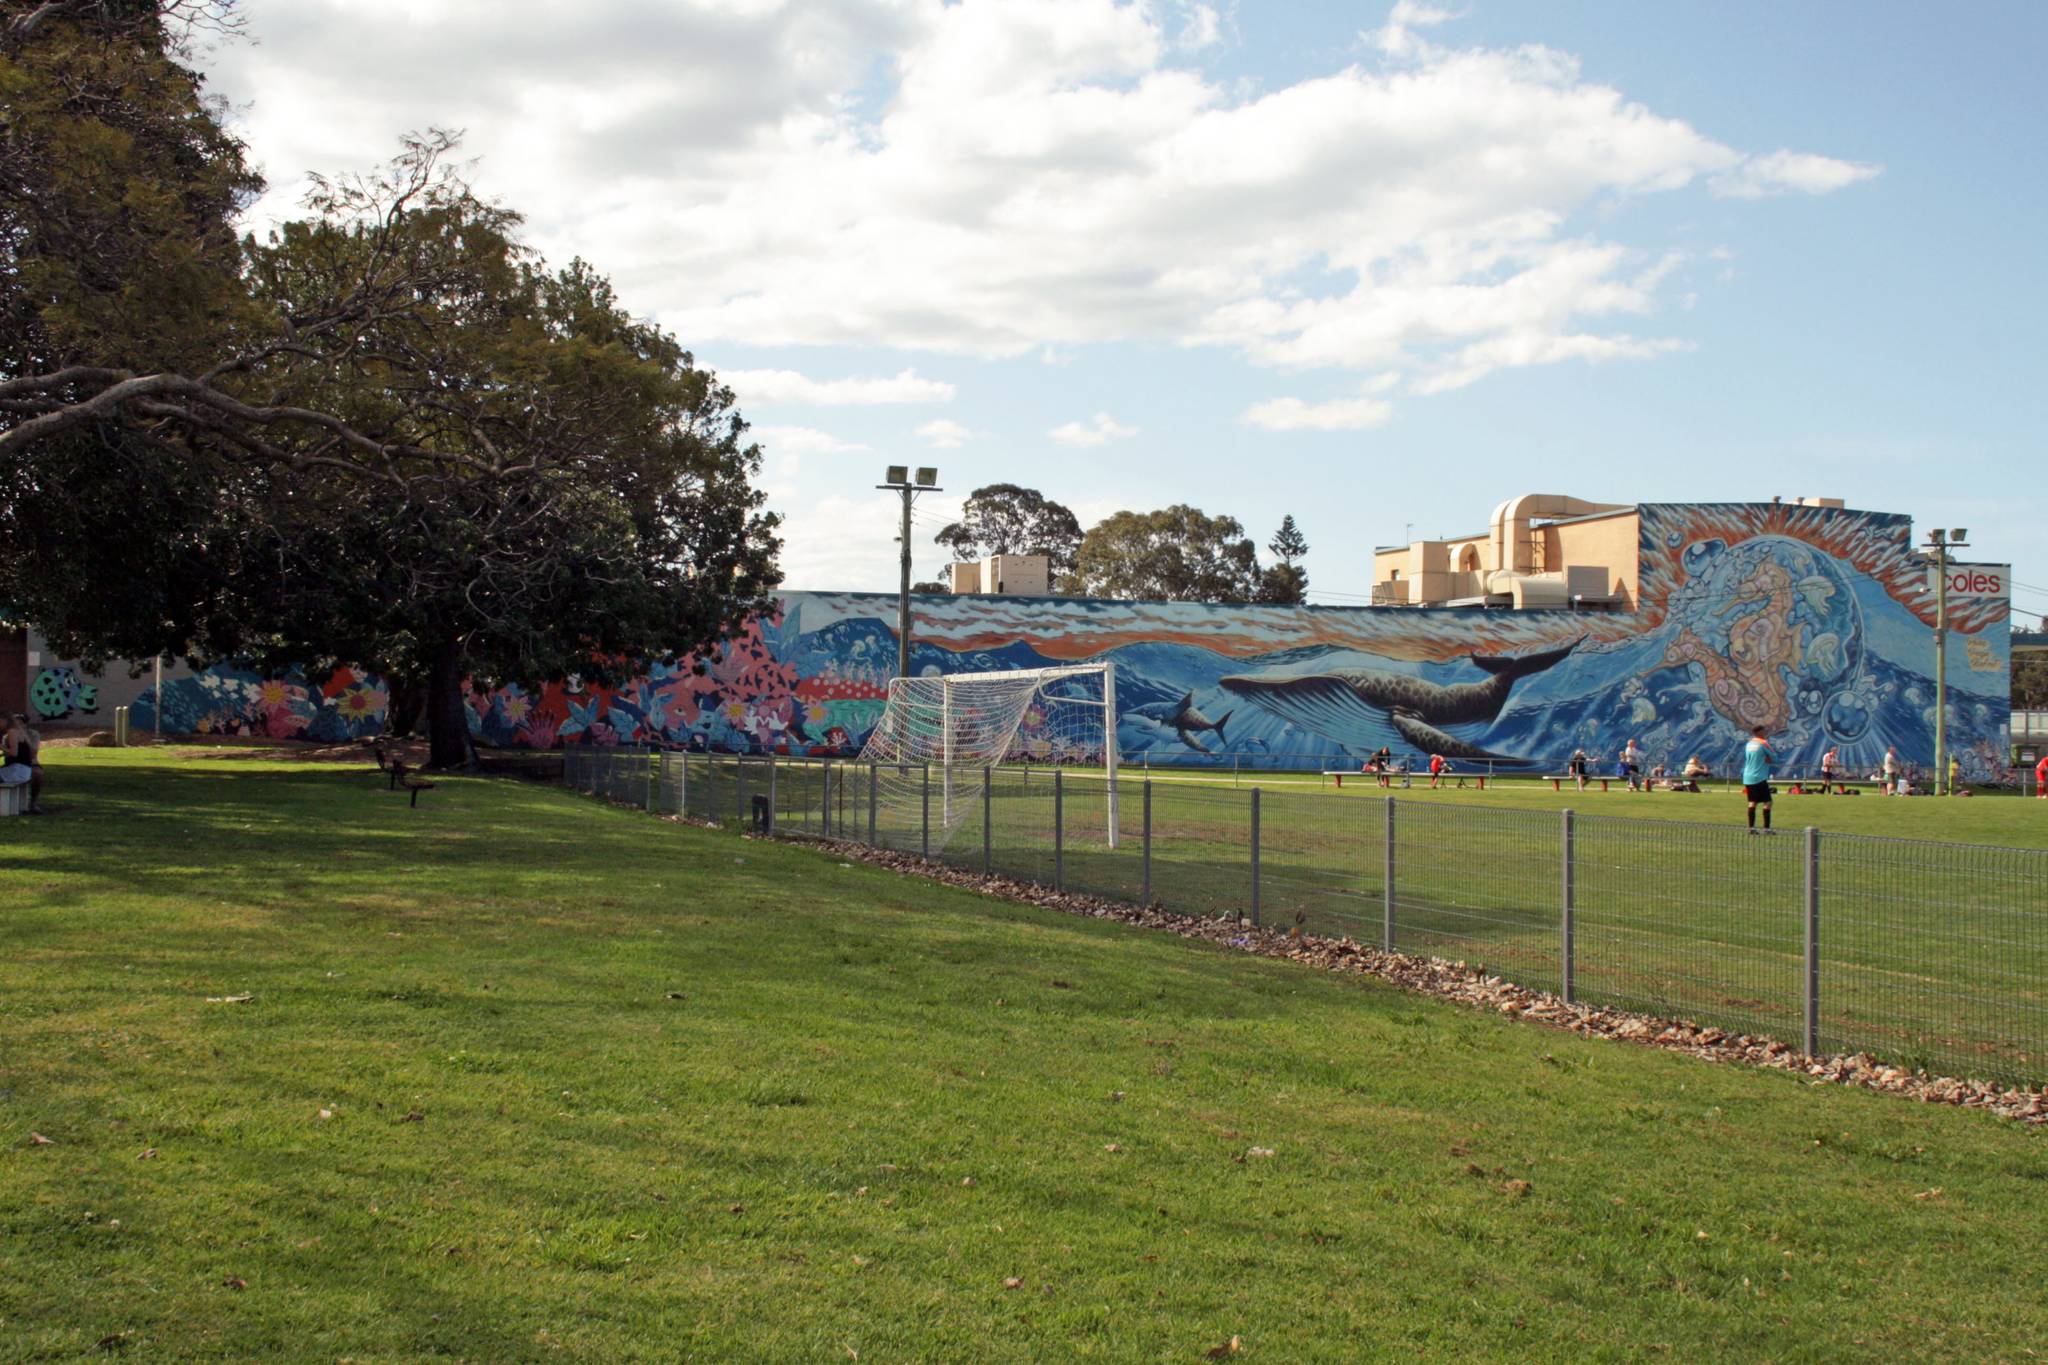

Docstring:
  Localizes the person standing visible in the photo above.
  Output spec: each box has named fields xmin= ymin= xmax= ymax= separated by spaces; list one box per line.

xmin=1742 ymin=726 xmax=1775 ymax=833
xmin=1622 ymin=738 xmax=1645 ymax=792
xmin=1882 ymin=746 xmax=1900 ymax=796
xmin=1820 ymin=745 xmax=1840 ymax=793
xmin=1948 ymin=754 xmax=1962 ymax=794
xmin=2035 ymin=752 xmax=2047 ymax=799
xmin=1428 ymin=752 xmax=1445 ymax=789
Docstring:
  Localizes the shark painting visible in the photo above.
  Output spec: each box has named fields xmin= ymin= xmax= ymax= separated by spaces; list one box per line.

xmin=1130 ymin=690 xmax=1234 ymax=753
xmin=1217 ymin=639 xmax=1581 ymax=764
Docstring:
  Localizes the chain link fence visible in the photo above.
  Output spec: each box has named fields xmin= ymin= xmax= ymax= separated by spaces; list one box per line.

xmin=562 ymin=750 xmax=2047 ymax=1089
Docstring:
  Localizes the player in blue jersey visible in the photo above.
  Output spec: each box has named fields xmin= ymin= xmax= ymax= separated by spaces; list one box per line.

xmin=1741 ymin=726 xmax=1774 ymax=833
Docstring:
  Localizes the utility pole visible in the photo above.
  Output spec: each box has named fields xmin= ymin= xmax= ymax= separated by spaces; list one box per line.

xmin=878 ymin=466 xmax=941 ymax=677
xmin=1925 ymin=526 xmax=1968 ymax=795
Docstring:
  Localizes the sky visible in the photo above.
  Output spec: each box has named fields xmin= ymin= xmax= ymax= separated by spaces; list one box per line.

xmin=200 ymin=0 xmax=2047 ymax=624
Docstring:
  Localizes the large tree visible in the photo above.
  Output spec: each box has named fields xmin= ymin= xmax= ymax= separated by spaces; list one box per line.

xmin=1 ymin=9 xmax=781 ymax=767
xmin=933 ymin=484 xmax=1084 ymax=582
xmin=1258 ymin=513 xmax=1310 ymax=604
xmin=1070 ymin=505 xmax=1263 ymax=603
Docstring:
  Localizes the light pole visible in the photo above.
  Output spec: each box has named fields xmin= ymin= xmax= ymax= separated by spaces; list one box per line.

xmin=877 ymin=466 xmax=941 ymax=678
xmin=1925 ymin=526 xmax=1968 ymax=795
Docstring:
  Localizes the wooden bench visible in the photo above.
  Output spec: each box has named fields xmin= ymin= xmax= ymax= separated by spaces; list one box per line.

xmin=1545 ymin=774 xmax=1610 ymax=792
xmin=1785 ymin=775 xmax=1876 ymax=795
xmin=1323 ymin=769 xmax=1486 ymax=790
xmin=373 ymin=742 xmax=436 ymax=807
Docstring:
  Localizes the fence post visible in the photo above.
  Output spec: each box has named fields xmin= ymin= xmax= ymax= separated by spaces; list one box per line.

xmin=679 ymin=751 xmax=689 ymax=815
xmin=1054 ymin=768 xmax=1065 ymax=893
xmin=868 ymin=762 xmax=878 ymax=846
xmin=1382 ymin=797 xmax=1396 ymax=953
xmin=1141 ymin=780 xmax=1153 ymax=904
xmin=767 ymin=755 xmax=778 ymax=836
xmin=1804 ymin=826 xmax=1821 ymax=1058
xmin=647 ymin=750 xmax=658 ymax=812
xmin=1561 ymin=809 xmax=1576 ymax=1004
xmin=982 ymin=765 xmax=993 ymax=877
xmin=1249 ymin=787 xmax=1261 ymax=927
xmin=921 ymin=763 xmax=931 ymax=859
xmin=735 ymin=756 xmax=746 ymax=828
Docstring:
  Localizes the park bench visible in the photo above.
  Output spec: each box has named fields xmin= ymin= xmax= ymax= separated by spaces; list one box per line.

xmin=372 ymin=741 xmax=436 ymax=808
xmin=1322 ymin=769 xmax=1486 ymax=790
xmin=1785 ymin=774 xmax=1876 ymax=795
xmin=1545 ymin=774 xmax=1610 ymax=792
xmin=0 ymin=782 xmax=23 ymax=817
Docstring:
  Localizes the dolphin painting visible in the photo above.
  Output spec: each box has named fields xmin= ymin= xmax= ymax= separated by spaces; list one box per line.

xmin=1131 ymin=690 xmax=1234 ymax=753
xmin=1217 ymin=638 xmax=1582 ymax=764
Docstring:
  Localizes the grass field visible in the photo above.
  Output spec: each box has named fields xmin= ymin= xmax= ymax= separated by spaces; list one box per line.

xmin=11 ymin=749 xmax=2043 ymax=1360
xmin=618 ymin=752 xmax=2048 ymax=1088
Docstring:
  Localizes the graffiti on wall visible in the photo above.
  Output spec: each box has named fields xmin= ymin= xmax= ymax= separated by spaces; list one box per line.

xmin=125 ymin=503 xmax=2011 ymax=775
xmin=29 ymin=666 xmax=98 ymax=722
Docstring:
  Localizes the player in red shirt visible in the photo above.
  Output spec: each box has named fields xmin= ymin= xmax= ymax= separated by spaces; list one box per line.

xmin=1428 ymin=752 xmax=1446 ymax=789
xmin=2036 ymin=753 xmax=2048 ymax=799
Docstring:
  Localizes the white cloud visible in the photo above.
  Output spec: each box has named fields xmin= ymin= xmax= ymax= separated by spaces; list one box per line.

xmin=1241 ymin=396 xmax=1395 ymax=431
xmin=1048 ymin=412 xmax=1139 ymax=447
xmin=915 ymin=418 xmax=977 ymax=448
xmin=722 ymin=367 xmax=956 ymax=406
xmin=754 ymin=425 xmax=872 ymax=456
xmin=1712 ymin=149 xmax=1883 ymax=199
xmin=206 ymin=0 xmax=1878 ymax=413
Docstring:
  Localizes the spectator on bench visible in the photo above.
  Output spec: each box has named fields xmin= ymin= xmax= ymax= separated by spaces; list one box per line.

xmin=2 ymin=712 xmax=46 ymax=815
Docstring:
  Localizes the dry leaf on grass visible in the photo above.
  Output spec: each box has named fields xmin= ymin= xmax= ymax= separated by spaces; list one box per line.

xmin=398 ymin=1111 xmax=424 ymax=1123
xmin=1504 ymin=1179 xmax=1531 ymax=1197
xmin=137 ymin=1148 xmax=157 ymax=1160
xmin=1914 ymin=1188 xmax=1944 ymax=1201
xmin=1002 ymin=1277 xmax=1024 ymax=1290
xmin=204 ymin=994 xmax=253 ymax=1004
xmin=1205 ymin=1336 xmax=1242 ymax=1359
xmin=1104 ymin=1143 xmax=1123 ymax=1153
xmin=221 ymin=1276 xmax=246 ymax=1291
xmin=28 ymin=1132 xmax=55 ymax=1146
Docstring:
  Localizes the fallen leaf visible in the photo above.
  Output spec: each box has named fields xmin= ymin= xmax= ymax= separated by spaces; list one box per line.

xmin=1914 ymin=1188 xmax=1944 ymax=1201
xmin=1245 ymin=1146 xmax=1275 ymax=1159
xmin=728 ymin=1203 xmax=745 ymax=1214
xmin=398 ymin=1111 xmax=424 ymax=1123
xmin=1464 ymin=1164 xmax=1486 ymax=1177
xmin=28 ymin=1132 xmax=55 ymax=1146
xmin=666 ymin=993 xmax=685 ymax=1001
xmin=960 ymin=1177 xmax=976 ymax=1188
xmin=1696 ymin=1230 xmax=1710 ymax=1241
xmin=317 ymin=1109 xmax=333 ymax=1121
xmin=94 ymin=1330 xmax=131 ymax=1350
xmin=204 ymin=994 xmax=253 ymax=1004
xmin=137 ymin=1148 xmax=158 ymax=1160
xmin=221 ymin=1276 xmax=247 ymax=1291
xmin=1205 ymin=1336 xmax=1243 ymax=1359
xmin=1504 ymin=1179 xmax=1531 ymax=1197
xmin=1002 ymin=1277 xmax=1023 ymax=1290
xmin=1104 ymin=1143 xmax=1123 ymax=1153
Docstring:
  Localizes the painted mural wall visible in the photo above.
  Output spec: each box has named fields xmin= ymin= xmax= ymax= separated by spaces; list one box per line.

xmin=122 ymin=503 xmax=2012 ymax=776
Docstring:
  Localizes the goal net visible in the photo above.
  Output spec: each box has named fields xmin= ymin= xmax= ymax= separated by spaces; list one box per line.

xmin=856 ymin=664 xmax=1118 ymax=853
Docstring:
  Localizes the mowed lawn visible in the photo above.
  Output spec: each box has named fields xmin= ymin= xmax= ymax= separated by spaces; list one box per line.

xmin=3 ymin=752 xmax=2045 ymax=1361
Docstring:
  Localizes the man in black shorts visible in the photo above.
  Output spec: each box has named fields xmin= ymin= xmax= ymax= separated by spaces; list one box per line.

xmin=1741 ymin=725 xmax=1774 ymax=833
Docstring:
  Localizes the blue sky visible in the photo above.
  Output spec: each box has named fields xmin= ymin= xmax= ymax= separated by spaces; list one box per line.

xmin=208 ymin=2 xmax=2046 ymax=623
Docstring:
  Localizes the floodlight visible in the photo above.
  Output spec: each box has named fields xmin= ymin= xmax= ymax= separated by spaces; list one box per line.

xmin=1952 ymin=528 xmax=1968 ymax=543
xmin=885 ymin=465 xmax=909 ymax=485
xmin=916 ymin=466 xmax=939 ymax=487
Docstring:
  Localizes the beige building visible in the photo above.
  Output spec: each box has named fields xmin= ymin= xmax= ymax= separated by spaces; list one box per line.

xmin=1370 ymin=494 xmax=1844 ymax=610
xmin=948 ymin=553 xmax=1053 ymax=596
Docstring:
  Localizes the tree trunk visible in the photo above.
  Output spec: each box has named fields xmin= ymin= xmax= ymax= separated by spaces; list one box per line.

xmin=424 ymin=637 xmax=472 ymax=770
xmin=382 ymin=674 xmax=428 ymax=738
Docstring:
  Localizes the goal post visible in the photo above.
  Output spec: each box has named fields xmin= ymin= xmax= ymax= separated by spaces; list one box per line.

xmin=858 ymin=663 xmax=1119 ymax=851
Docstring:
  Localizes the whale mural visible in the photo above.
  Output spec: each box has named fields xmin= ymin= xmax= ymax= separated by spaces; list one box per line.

xmin=127 ymin=503 xmax=2013 ymax=777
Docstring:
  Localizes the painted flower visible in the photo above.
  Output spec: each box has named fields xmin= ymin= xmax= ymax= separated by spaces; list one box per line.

xmin=501 ymin=692 xmax=532 ymax=726
xmin=337 ymin=685 xmax=388 ymax=720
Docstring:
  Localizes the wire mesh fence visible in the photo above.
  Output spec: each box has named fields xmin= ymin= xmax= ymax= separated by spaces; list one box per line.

xmin=561 ymin=752 xmax=2048 ymax=1089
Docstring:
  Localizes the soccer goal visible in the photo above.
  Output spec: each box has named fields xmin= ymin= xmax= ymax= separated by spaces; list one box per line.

xmin=857 ymin=663 xmax=1119 ymax=852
